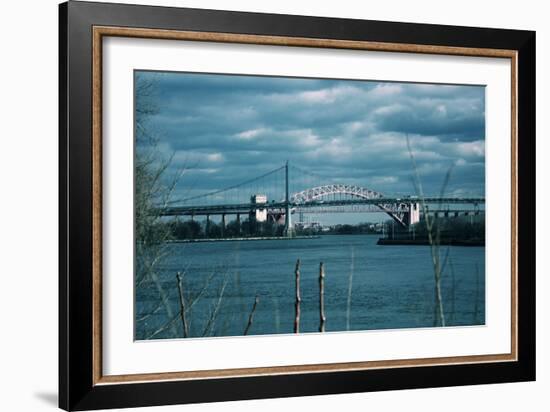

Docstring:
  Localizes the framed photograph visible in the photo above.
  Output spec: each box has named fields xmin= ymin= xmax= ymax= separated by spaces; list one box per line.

xmin=59 ymin=1 xmax=535 ymax=410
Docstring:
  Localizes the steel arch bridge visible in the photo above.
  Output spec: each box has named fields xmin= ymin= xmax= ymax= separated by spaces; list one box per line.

xmin=290 ymin=184 xmax=415 ymax=227
xmin=159 ymin=162 xmax=484 ymax=231
xmin=291 ymin=184 xmax=384 ymax=203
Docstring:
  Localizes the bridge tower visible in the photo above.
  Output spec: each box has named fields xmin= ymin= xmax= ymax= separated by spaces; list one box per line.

xmin=405 ymin=202 xmax=420 ymax=226
xmin=284 ymin=160 xmax=294 ymax=237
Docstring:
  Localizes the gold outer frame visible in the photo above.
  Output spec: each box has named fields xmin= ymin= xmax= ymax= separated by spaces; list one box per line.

xmin=92 ymin=26 xmax=518 ymax=386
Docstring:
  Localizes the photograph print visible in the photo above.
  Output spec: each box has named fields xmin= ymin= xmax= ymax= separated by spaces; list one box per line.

xmin=134 ymin=70 xmax=486 ymax=340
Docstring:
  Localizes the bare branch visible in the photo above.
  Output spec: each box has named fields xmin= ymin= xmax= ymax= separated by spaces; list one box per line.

xmin=346 ymin=247 xmax=355 ymax=331
xmin=244 ymin=296 xmax=260 ymax=336
xmin=294 ymin=259 xmax=301 ymax=333
xmin=176 ymin=272 xmax=189 ymax=338
xmin=319 ymin=262 xmax=326 ymax=333
xmin=202 ymin=275 xmax=230 ymax=337
xmin=406 ymin=134 xmax=448 ymax=327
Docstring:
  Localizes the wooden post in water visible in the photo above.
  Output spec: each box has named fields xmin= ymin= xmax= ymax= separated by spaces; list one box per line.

xmin=294 ymin=259 xmax=301 ymax=333
xmin=319 ymin=262 xmax=326 ymax=332
xmin=244 ymin=295 xmax=260 ymax=336
xmin=176 ymin=272 xmax=189 ymax=338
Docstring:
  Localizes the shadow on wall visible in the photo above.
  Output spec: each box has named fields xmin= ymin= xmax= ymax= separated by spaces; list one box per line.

xmin=34 ymin=392 xmax=58 ymax=407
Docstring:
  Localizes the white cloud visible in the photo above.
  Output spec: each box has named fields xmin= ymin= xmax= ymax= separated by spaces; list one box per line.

xmin=171 ymin=151 xmax=224 ymax=166
xmin=454 ymin=140 xmax=485 ymax=157
xmin=372 ymin=104 xmax=404 ymax=116
xmin=436 ymin=104 xmax=448 ymax=116
xmin=206 ymin=152 xmax=224 ymax=162
xmin=308 ymin=137 xmax=353 ymax=158
xmin=235 ymin=128 xmax=266 ymax=140
xmin=369 ymin=84 xmax=402 ymax=98
xmin=371 ymin=176 xmax=399 ymax=185
xmin=287 ymin=129 xmax=321 ymax=148
xmin=187 ymin=168 xmax=220 ymax=174
xmin=297 ymin=85 xmax=362 ymax=104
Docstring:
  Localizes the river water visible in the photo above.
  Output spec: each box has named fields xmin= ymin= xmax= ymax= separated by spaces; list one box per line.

xmin=135 ymin=235 xmax=485 ymax=340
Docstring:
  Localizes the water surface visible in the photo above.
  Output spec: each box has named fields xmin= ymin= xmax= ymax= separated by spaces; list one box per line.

xmin=135 ymin=235 xmax=485 ymax=339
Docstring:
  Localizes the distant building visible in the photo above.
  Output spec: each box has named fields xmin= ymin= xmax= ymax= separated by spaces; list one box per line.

xmin=294 ymin=221 xmax=321 ymax=230
xmin=250 ymin=194 xmax=267 ymax=222
xmin=405 ymin=202 xmax=420 ymax=225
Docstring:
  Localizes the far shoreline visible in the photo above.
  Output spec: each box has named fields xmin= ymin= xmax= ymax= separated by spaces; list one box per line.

xmin=377 ymin=238 xmax=485 ymax=247
xmin=166 ymin=235 xmax=320 ymax=243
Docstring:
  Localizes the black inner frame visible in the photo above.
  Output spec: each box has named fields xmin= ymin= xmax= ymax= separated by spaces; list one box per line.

xmin=59 ymin=1 xmax=536 ymax=410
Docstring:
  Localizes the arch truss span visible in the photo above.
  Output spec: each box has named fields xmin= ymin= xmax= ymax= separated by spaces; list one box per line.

xmin=290 ymin=184 xmax=414 ymax=227
xmin=290 ymin=184 xmax=384 ymax=204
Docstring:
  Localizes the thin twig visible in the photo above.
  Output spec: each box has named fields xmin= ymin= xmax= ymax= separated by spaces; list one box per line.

xmin=406 ymin=134 xmax=449 ymax=327
xmin=136 ymin=299 xmax=165 ymax=323
xmin=273 ymin=297 xmax=281 ymax=334
xmin=440 ymin=247 xmax=451 ymax=278
xmin=319 ymin=262 xmax=326 ymax=333
xmin=474 ymin=263 xmax=480 ymax=324
xmin=176 ymin=272 xmax=189 ymax=338
xmin=244 ymin=296 xmax=260 ymax=336
xmin=346 ymin=247 xmax=355 ymax=331
xmin=449 ymin=259 xmax=457 ymax=325
xmin=185 ymin=271 xmax=218 ymax=312
xmin=294 ymin=259 xmax=301 ymax=333
xmin=202 ymin=275 xmax=229 ymax=337
xmin=147 ymin=268 xmax=177 ymax=334
xmin=139 ymin=268 xmax=218 ymax=326
xmin=137 ymin=261 xmax=194 ymax=324
xmin=146 ymin=313 xmax=181 ymax=340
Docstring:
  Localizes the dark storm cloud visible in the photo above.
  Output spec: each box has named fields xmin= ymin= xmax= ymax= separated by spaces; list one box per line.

xmin=136 ymin=71 xmax=485 ymax=202
xmin=371 ymin=96 xmax=484 ymax=139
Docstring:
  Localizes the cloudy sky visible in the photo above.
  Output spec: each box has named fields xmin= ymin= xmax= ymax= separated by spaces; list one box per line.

xmin=135 ymin=70 xmax=485 ymax=222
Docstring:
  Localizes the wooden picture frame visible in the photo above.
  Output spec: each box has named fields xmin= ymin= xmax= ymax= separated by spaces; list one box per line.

xmin=59 ymin=1 xmax=535 ymax=410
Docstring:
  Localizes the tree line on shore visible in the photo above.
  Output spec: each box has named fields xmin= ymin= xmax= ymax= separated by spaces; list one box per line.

xmin=386 ymin=215 xmax=485 ymax=242
xmin=142 ymin=214 xmax=484 ymax=241
xmin=157 ymin=218 xmax=286 ymax=240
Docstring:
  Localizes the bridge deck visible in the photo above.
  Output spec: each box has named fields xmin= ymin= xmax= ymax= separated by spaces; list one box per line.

xmin=158 ymin=197 xmax=485 ymax=216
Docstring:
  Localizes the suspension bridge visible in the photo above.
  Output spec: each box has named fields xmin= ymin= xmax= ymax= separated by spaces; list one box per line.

xmin=159 ymin=162 xmax=485 ymax=235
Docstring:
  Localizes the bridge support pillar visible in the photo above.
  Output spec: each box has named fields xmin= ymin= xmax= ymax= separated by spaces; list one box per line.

xmin=405 ymin=202 xmax=420 ymax=226
xmin=236 ymin=213 xmax=241 ymax=236
xmin=221 ymin=214 xmax=226 ymax=237
xmin=205 ymin=214 xmax=210 ymax=237
xmin=284 ymin=213 xmax=294 ymax=238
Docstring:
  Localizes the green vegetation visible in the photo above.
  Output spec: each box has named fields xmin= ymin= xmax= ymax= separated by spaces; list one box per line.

xmin=385 ymin=215 xmax=485 ymax=243
xmin=144 ymin=214 xmax=484 ymax=244
xmin=165 ymin=218 xmax=383 ymax=240
xmin=318 ymin=222 xmax=380 ymax=236
xmin=169 ymin=218 xmax=285 ymax=240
